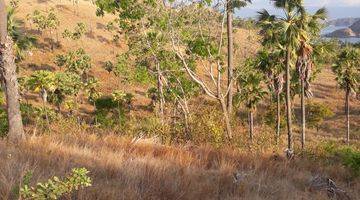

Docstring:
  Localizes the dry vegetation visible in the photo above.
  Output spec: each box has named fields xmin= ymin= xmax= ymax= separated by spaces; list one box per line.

xmin=1 ymin=129 xmax=359 ymax=200
xmin=0 ymin=0 xmax=359 ymax=199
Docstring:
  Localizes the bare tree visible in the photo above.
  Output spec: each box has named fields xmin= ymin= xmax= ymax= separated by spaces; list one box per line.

xmin=0 ymin=0 xmax=25 ymax=142
xmin=170 ymin=6 xmax=234 ymax=139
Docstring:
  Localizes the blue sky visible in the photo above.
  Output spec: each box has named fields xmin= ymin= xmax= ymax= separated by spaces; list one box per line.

xmin=236 ymin=0 xmax=360 ymax=19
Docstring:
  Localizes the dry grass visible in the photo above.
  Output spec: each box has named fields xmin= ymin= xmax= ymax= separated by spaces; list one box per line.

xmin=0 ymin=131 xmax=359 ymax=200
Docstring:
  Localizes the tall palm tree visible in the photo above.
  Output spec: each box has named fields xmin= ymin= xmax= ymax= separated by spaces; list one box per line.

xmin=295 ymin=8 xmax=326 ymax=149
xmin=332 ymin=47 xmax=360 ymax=145
xmin=258 ymin=0 xmax=307 ymax=154
xmin=0 ymin=0 xmax=25 ymax=142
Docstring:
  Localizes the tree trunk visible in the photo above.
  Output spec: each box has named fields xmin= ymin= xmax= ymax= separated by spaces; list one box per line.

xmin=156 ymin=64 xmax=164 ymax=122
xmin=285 ymin=45 xmax=293 ymax=151
xmin=220 ymin=98 xmax=232 ymax=140
xmin=226 ymin=0 xmax=233 ymax=116
xmin=276 ymin=92 xmax=281 ymax=145
xmin=345 ymin=87 xmax=350 ymax=145
xmin=0 ymin=0 xmax=25 ymax=142
xmin=300 ymin=78 xmax=305 ymax=149
xmin=249 ymin=110 xmax=253 ymax=141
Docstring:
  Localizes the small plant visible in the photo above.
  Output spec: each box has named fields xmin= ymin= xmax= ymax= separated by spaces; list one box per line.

xmin=62 ymin=22 xmax=87 ymax=40
xmin=55 ymin=48 xmax=92 ymax=81
xmin=31 ymin=8 xmax=60 ymax=49
xmin=20 ymin=168 xmax=92 ymax=199
xmin=306 ymin=101 xmax=334 ymax=132
xmin=112 ymin=90 xmax=133 ymax=126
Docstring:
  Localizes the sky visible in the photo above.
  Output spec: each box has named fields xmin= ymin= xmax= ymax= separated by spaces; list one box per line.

xmin=236 ymin=0 xmax=360 ymax=19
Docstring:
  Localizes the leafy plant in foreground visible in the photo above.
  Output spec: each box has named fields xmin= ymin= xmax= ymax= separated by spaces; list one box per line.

xmin=20 ymin=168 xmax=92 ymax=200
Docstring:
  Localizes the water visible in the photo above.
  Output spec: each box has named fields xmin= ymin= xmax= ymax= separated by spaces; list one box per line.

xmin=321 ymin=25 xmax=360 ymax=44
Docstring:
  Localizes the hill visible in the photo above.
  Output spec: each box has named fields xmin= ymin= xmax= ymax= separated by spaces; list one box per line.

xmin=325 ymin=19 xmax=360 ymax=38
xmin=349 ymin=20 xmax=360 ymax=35
xmin=0 ymin=0 xmax=359 ymax=199
xmin=325 ymin=27 xmax=357 ymax=38
xmin=326 ymin=17 xmax=360 ymax=27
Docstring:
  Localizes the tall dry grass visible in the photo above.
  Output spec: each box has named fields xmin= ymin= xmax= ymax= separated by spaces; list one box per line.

xmin=1 ymin=131 xmax=359 ymax=200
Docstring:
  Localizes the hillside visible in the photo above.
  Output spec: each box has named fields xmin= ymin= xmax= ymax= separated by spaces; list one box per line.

xmin=0 ymin=0 xmax=359 ymax=199
xmin=349 ymin=20 xmax=360 ymax=35
xmin=13 ymin=0 xmax=358 ymax=142
xmin=325 ymin=28 xmax=357 ymax=38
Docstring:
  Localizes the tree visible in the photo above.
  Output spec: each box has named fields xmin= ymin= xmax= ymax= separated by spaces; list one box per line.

xmin=332 ymin=47 xmax=360 ymax=145
xmin=96 ymin=0 xmax=198 ymax=133
xmin=30 ymin=8 xmax=60 ymax=50
xmin=226 ymin=0 xmax=251 ymax=116
xmin=7 ymin=3 xmax=36 ymax=61
xmin=170 ymin=4 xmax=236 ymax=139
xmin=236 ymin=58 xmax=267 ymax=141
xmin=258 ymin=0 xmax=317 ymax=154
xmin=257 ymin=49 xmax=284 ymax=144
xmin=295 ymin=8 xmax=326 ymax=149
xmin=24 ymin=70 xmax=56 ymax=122
xmin=49 ymin=72 xmax=82 ymax=112
xmin=0 ymin=0 xmax=25 ymax=141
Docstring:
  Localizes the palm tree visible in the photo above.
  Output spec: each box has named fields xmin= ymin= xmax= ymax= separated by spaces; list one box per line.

xmin=332 ymin=47 xmax=360 ymax=145
xmin=258 ymin=0 xmax=306 ymax=154
xmin=7 ymin=4 xmax=36 ymax=62
xmin=0 ymin=0 xmax=25 ymax=141
xmin=237 ymin=58 xmax=267 ymax=141
xmin=257 ymin=49 xmax=284 ymax=144
xmin=295 ymin=8 xmax=326 ymax=149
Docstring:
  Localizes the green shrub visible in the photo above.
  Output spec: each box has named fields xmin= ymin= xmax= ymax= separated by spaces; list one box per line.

xmin=306 ymin=101 xmax=334 ymax=131
xmin=338 ymin=148 xmax=360 ymax=176
xmin=20 ymin=168 xmax=92 ymax=200
xmin=95 ymin=97 xmax=117 ymax=110
xmin=263 ymin=103 xmax=286 ymax=129
xmin=95 ymin=109 xmax=117 ymax=129
xmin=320 ymin=142 xmax=360 ymax=177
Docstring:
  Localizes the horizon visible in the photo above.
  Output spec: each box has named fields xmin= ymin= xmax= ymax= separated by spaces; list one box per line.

xmin=235 ymin=0 xmax=360 ymax=19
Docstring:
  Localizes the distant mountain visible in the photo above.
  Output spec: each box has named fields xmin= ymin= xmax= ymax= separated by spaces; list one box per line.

xmin=349 ymin=20 xmax=360 ymax=34
xmin=325 ymin=28 xmax=357 ymax=38
xmin=325 ymin=19 xmax=360 ymax=38
xmin=326 ymin=18 xmax=360 ymax=27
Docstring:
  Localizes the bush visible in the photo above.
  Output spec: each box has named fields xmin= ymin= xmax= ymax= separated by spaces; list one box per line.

xmin=263 ymin=103 xmax=286 ymax=129
xmin=95 ymin=97 xmax=117 ymax=110
xmin=20 ymin=168 xmax=92 ymax=199
xmin=319 ymin=142 xmax=360 ymax=177
xmin=95 ymin=109 xmax=117 ymax=129
xmin=306 ymin=102 xmax=334 ymax=131
xmin=338 ymin=148 xmax=360 ymax=176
